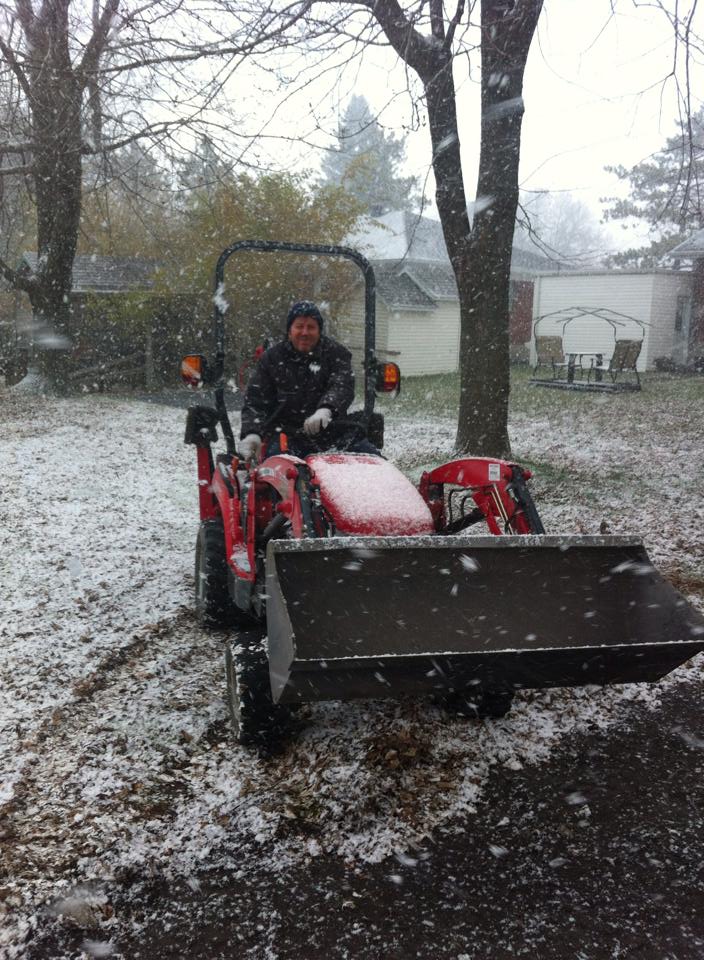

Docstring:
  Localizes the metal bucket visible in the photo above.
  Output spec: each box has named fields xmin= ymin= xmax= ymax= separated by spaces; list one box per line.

xmin=265 ymin=536 xmax=704 ymax=705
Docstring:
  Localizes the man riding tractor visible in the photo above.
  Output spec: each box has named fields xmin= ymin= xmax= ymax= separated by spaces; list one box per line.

xmin=239 ymin=300 xmax=380 ymax=461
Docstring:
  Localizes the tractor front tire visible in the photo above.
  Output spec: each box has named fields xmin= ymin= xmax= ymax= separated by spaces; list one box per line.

xmin=225 ymin=636 xmax=289 ymax=747
xmin=195 ymin=519 xmax=239 ymax=627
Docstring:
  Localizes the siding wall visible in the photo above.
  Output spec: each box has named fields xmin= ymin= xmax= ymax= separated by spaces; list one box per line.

xmin=338 ymin=293 xmax=459 ymax=376
xmin=335 ymin=294 xmax=390 ymax=398
xmin=531 ymin=272 xmax=691 ymax=371
xmin=337 ymin=271 xmax=539 ymax=376
xmin=648 ymin=272 xmax=693 ymax=364
xmin=387 ymin=301 xmax=460 ymax=375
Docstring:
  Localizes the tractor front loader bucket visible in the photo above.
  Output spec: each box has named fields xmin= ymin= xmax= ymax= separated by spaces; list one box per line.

xmin=265 ymin=536 xmax=704 ymax=705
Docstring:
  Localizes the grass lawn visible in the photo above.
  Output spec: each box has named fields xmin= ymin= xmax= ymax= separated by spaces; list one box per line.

xmin=377 ymin=365 xmax=702 ymax=484
xmin=375 ymin=365 xmax=703 ymax=596
xmin=378 ymin=364 xmax=704 ymax=421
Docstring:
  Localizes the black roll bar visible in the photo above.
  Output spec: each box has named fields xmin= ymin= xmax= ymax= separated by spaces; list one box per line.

xmin=213 ymin=240 xmax=377 ymax=426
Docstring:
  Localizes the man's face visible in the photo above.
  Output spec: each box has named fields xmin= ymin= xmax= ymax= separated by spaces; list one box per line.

xmin=288 ymin=315 xmax=321 ymax=353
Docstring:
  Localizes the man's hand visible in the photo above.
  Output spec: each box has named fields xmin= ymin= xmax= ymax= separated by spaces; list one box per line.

xmin=240 ymin=433 xmax=262 ymax=461
xmin=303 ymin=408 xmax=332 ymax=436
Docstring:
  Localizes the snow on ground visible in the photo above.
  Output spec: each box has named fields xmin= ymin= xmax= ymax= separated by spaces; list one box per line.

xmin=1 ymin=384 xmax=702 ymax=955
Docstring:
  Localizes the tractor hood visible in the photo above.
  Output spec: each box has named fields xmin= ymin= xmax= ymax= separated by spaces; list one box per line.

xmin=308 ymin=454 xmax=434 ymax=536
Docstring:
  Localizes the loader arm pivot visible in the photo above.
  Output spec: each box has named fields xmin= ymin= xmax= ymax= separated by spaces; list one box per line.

xmin=419 ymin=457 xmax=545 ymax=535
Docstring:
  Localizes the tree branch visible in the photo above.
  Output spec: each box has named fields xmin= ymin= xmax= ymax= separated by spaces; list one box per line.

xmin=14 ymin=0 xmax=37 ymax=47
xmin=429 ymin=0 xmax=445 ymax=41
xmin=369 ymin=0 xmax=438 ymax=79
xmin=0 ymin=35 xmax=33 ymax=102
xmin=78 ymin=0 xmax=121 ymax=80
xmin=444 ymin=0 xmax=467 ymax=52
xmin=0 ymin=141 xmax=35 ymax=155
xmin=80 ymin=118 xmax=191 ymax=155
xmin=0 ymin=162 xmax=34 ymax=175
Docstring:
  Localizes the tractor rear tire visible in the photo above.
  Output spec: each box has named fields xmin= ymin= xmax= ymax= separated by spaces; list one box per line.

xmin=442 ymin=687 xmax=514 ymax=720
xmin=195 ymin=519 xmax=249 ymax=628
xmin=225 ymin=635 xmax=289 ymax=746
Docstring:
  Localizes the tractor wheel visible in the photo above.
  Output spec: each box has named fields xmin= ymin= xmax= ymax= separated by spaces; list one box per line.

xmin=225 ymin=635 xmax=289 ymax=746
xmin=195 ymin=519 xmax=249 ymax=627
xmin=442 ymin=687 xmax=514 ymax=720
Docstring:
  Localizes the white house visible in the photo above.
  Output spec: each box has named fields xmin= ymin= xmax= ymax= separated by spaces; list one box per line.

xmin=338 ymin=211 xmax=552 ymax=376
xmin=530 ymin=270 xmax=694 ymax=370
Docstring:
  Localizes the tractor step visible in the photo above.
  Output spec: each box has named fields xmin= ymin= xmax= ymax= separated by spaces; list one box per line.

xmin=264 ymin=535 xmax=704 ymax=705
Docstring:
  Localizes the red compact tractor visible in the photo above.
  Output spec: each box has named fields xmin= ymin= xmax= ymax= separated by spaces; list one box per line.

xmin=182 ymin=241 xmax=704 ymax=746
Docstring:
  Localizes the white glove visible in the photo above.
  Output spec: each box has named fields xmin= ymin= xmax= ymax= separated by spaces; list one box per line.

xmin=303 ymin=408 xmax=332 ymax=436
xmin=240 ymin=433 xmax=262 ymax=461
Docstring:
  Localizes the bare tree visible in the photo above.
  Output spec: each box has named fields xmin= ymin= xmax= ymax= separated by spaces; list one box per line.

xmin=0 ymin=0 xmax=317 ymax=387
xmin=297 ymin=0 xmax=542 ymax=456
xmin=0 ymin=1 xmax=120 ymax=374
xmin=517 ymin=191 xmax=609 ymax=267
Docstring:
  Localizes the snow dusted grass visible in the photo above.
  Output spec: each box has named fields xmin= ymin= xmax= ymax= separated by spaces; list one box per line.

xmin=382 ymin=367 xmax=704 ymax=586
xmin=1 ymin=377 xmax=703 ymax=954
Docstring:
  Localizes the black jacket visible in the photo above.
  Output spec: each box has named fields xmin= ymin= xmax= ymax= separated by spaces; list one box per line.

xmin=240 ymin=336 xmax=355 ymax=438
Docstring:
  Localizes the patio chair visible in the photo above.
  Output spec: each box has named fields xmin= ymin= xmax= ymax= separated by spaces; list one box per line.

xmin=587 ymin=338 xmax=642 ymax=388
xmin=533 ymin=335 xmax=583 ymax=381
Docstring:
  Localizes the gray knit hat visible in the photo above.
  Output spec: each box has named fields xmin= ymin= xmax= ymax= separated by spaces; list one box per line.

xmin=286 ymin=300 xmax=324 ymax=332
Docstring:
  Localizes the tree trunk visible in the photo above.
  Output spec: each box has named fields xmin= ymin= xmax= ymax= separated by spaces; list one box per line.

xmin=421 ymin=47 xmax=511 ymax=455
xmin=454 ymin=0 xmax=543 ymax=457
xmin=145 ymin=326 xmax=155 ymax=390
xmin=14 ymin=0 xmax=86 ymax=391
xmin=30 ymin=66 xmax=83 ymax=389
xmin=372 ymin=0 xmax=542 ymax=458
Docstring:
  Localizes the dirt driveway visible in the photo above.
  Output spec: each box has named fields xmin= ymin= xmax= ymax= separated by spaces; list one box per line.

xmin=24 ymin=679 xmax=704 ymax=960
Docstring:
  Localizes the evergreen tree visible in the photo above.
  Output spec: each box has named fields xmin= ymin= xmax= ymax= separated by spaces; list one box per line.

xmin=176 ymin=137 xmax=233 ymax=197
xmin=603 ymin=108 xmax=704 ymax=267
xmin=321 ymin=96 xmax=418 ymax=216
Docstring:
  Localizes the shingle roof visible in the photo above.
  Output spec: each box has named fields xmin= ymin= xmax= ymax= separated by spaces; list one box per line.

xmin=21 ymin=253 xmax=159 ymax=293
xmin=667 ymin=229 xmax=704 ymax=258
xmin=350 ymin=211 xmax=557 ymax=276
xmin=374 ymin=262 xmax=437 ymax=310
xmin=510 ymin=244 xmax=558 ymax=275
xmin=399 ymin=212 xmax=449 ymax=261
xmin=400 ymin=260 xmax=457 ymax=299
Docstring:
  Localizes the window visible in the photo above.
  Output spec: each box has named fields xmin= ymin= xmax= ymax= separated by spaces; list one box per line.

xmin=675 ymin=295 xmax=690 ymax=332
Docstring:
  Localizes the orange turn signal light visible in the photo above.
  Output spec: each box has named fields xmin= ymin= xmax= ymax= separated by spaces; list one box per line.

xmin=375 ymin=361 xmax=401 ymax=395
xmin=180 ymin=354 xmax=206 ymax=389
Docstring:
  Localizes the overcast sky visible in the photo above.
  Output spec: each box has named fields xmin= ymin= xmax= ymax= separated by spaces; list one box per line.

xmin=229 ymin=1 xmax=701 ymax=251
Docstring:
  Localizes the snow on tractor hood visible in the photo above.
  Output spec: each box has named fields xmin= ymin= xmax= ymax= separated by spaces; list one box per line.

xmin=308 ymin=454 xmax=434 ymax=536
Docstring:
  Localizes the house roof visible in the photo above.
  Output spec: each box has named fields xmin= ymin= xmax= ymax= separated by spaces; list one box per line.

xmin=399 ymin=260 xmax=458 ymax=300
xmin=349 ymin=211 xmax=450 ymax=262
xmin=374 ymin=254 xmax=555 ymax=310
xmin=667 ymin=229 xmax=704 ymax=259
xmin=349 ymin=210 xmax=556 ymax=278
xmin=374 ymin=262 xmax=437 ymax=310
xmin=21 ymin=253 xmax=159 ymax=294
xmin=510 ymin=243 xmax=560 ymax=274
xmin=536 ymin=267 xmax=689 ymax=278
xmin=346 ymin=209 xmax=559 ymax=311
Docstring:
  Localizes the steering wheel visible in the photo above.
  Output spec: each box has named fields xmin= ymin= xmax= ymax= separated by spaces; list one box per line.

xmin=318 ymin=417 xmax=369 ymax=450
